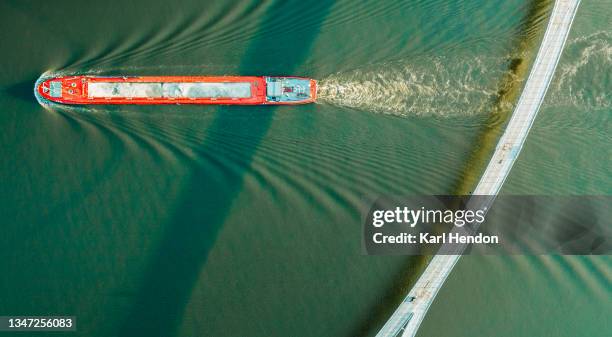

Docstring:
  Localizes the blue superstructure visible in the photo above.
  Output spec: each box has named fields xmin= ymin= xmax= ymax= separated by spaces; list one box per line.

xmin=265 ymin=77 xmax=313 ymax=103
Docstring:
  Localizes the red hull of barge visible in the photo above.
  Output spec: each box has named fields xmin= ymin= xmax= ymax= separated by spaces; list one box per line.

xmin=37 ymin=76 xmax=317 ymax=105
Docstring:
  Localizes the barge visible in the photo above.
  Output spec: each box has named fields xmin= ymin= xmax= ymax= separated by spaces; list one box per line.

xmin=36 ymin=76 xmax=316 ymax=105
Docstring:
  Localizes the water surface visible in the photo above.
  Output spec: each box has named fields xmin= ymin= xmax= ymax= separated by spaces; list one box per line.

xmin=0 ymin=1 xmax=609 ymax=336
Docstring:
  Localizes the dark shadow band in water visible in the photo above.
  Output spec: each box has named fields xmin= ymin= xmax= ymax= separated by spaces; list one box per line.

xmin=6 ymin=78 xmax=41 ymax=103
xmin=452 ymin=0 xmax=552 ymax=195
xmin=119 ymin=2 xmax=335 ymax=337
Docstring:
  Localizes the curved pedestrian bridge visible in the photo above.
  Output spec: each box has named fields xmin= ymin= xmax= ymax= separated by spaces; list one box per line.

xmin=376 ymin=1 xmax=582 ymax=336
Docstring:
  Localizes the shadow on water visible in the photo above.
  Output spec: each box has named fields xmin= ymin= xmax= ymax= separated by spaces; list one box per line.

xmin=347 ymin=256 xmax=430 ymax=337
xmin=452 ymin=0 xmax=551 ymax=195
xmin=5 ymin=78 xmax=40 ymax=103
xmin=119 ymin=2 xmax=335 ymax=337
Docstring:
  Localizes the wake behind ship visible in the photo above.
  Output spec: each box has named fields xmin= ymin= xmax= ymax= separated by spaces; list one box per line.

xmin=36 ymin=76 xmax=317 ymax=105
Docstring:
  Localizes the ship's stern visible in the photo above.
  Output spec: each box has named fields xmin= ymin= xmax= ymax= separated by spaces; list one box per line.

xmin=265 ymin=77 xmax=316 ymax=104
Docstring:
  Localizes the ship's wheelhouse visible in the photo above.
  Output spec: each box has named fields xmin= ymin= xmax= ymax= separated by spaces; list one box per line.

xmin=265 ymin=77 xmax=312 ymax=103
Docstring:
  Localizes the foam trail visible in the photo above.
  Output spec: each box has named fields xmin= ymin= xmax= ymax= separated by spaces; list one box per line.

xmin=317 ymin=55 xmax=516 ymax=117
xmin=546 ymin=31 xmax=612 ymax=110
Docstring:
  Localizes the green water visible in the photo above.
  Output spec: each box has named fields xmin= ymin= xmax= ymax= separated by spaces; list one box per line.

xmin=0 ymin=1 xmax=609 ymax=337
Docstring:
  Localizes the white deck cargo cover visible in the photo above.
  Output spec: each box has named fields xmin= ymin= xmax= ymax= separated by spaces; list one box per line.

xmin=88 ymin=82 xmax=252 ymax=98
